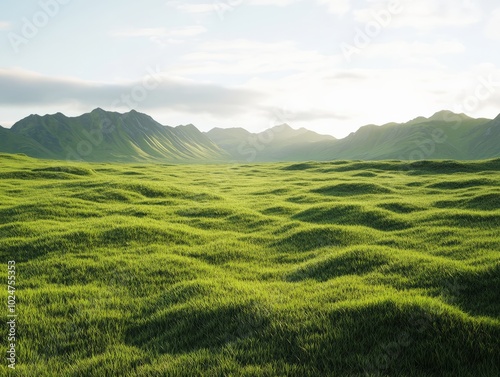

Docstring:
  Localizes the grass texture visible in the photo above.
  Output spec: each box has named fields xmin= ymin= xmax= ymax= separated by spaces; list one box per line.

xmin=0 ymin=153 xmax=499 ymax=376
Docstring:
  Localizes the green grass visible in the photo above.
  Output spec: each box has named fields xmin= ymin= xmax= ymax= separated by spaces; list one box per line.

xmin=1 ymin=153 xmax=500 ymax=376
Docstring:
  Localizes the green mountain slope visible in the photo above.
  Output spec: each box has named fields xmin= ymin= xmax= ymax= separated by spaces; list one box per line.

xmin=206 ymin=124 xmax=336 ymax=162
xmin=323 ymin=111 xmax=494 ymax=161
xmin=468 ymin=114 xmax=500 ymax=159
xmin=206 ymin=111 xmax=499 ymax=162
xmin=0 ymin=126 xmax=57 ymax=159
xmin=6 ymin=109 xmax=228 ymax=162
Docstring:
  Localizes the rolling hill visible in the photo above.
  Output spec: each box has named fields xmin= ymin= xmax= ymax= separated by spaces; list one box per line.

xmin=0 ymin=109 xmax=499 ymax=162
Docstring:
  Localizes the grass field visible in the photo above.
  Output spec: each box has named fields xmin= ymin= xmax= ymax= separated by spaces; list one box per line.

xmin=1 ymin=153 xmax=500 ymax=376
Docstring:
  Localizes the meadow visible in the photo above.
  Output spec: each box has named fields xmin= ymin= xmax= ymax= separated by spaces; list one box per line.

xmin=0 ymin=153 xmax=499 ymax=376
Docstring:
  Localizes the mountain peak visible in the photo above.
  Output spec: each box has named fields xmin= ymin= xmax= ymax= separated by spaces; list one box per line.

xmin=271 ymin=123 xmax=292 ymax=131
xmin=176 ymin=124 xmax=197 ymax=130
xmin=429 ymin=110 xmax=470 ymax=121
xmin=126 ymin=109 xmax=145 ymax=117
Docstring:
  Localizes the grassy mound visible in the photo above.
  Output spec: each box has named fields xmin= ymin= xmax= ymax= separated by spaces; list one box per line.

xmin=427 ymin=178 xmax=497 ymax=190
xmin=312 ymin=182 xmax=392 ymax=196
xmin=294 ymin=204 xmax=411 ymax=231
xmin=32 ymin=166 xmax=95 ymax=176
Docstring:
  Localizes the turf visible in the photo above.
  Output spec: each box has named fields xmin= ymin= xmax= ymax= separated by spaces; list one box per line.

xmin=0 ymin=153 xmax=499 ymax=376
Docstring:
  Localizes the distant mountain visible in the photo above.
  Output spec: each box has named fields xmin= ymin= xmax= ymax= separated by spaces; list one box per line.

xmin=3 ymin=109 xmax=228 ymax=162
xmin=0 ymin=109 xmax=499 ymax=162
xmin=206 ymin=124 xmax=336 ymax=161
xmin=316 ymin=110 xmax=494 ymax=161
xmin=205 ymin=111 xmax=499 ymax=162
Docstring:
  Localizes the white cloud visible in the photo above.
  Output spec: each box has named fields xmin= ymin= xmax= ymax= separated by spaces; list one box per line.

xmin=175 ymin=3 xmax=215 ymax=13
xmin=0 ymin=21 xmax=10 ymax=30
xmin=362 ymin=40 xmax=466 ymax=62
xmin=110 ymin=26 xmax=206 ymax=46
xmin=317 ymin=0 xmax=350 ymax=15
xmin=355 ymin=0 xmax=482 ymax=30
xmin=111 ymin=28 xmax=166 ymax=38
xmin=111 ymin=26 xmax=206 ymax=38
xmin=170 ymin=39 xmax=337 ymax=77
xmin=169 ymin=0 xmax=349 ymax=15
xmin=485 ymin=8 xmax=500 ymax=40
xmin=247 ymin=0 xmax=352 ymax=13
xmin=166 ymin=1 xmax=245 ymax=14
xmin=247 ymin=0 xmax=299 ymax=6
xmin=169 ymin=0 xmax=297 ymax=14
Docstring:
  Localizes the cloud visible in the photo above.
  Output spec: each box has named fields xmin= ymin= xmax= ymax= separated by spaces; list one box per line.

xmin=111 ymin=25 xmax=206 ymax=38
xmin=247 ymin=0 xmax=299 ymax=6
xmin=165 ymin=1 xmax=240 ymax=15
xmin=169 ymin=0 xmax=300 ymax=14
xmin=325 ymin=72 xmax=367 ymax=81
xmin=361 ymin=40 xmax=466 ymax=63
xmin=316 ymin=0 xmax=350 ymax=15
xmin=280 ymin=109 xmax=350 ymax=122
xmin=0 ymin=69 xmax=262 ymax=117
xmin=174 ymin=3 xmax=216 ymax=14
xmin=110 ymin=25 xmax=207 ymax=47
xmin=354 ymin=0 xmax=482 ymax=30
xmin=485 ymin=8 xmax=500 ymax=40
xmin=168 ymin=0 xmax=349 ymax=15
xmin=0 ymin=21 xmax=10 ymax=30
xmin=170 ymin=39 xmax=336 ymax=77
xmin=449 ymin=63 xmax=500 ymax=117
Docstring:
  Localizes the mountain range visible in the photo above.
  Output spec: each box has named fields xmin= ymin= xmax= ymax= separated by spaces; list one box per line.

xmin=1 ymin=109 xmax=499 ymax=162
xmin=0 ymin=109 xmax=224 ymax=162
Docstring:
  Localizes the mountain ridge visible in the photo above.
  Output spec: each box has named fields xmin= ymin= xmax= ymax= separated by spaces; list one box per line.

xmin=0 ymin=108 xmax=499 ymax=162
xmin=4 ymin=109 xmax=228 ymax=162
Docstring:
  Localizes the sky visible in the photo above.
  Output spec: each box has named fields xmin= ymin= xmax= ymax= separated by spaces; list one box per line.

xmin=1 ymin=0 xmax=500 ymax=138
